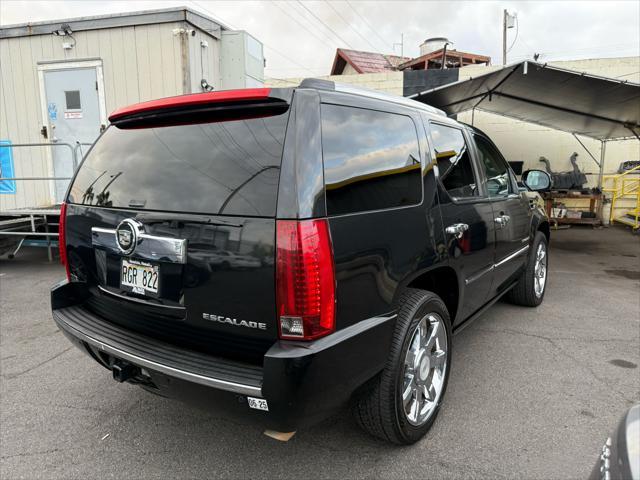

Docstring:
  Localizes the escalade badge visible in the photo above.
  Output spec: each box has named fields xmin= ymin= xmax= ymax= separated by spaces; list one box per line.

xmin=115 ymin=219 xmax=142 ymax=255
xmin=203 ymin=313 xmax=267 ymax=330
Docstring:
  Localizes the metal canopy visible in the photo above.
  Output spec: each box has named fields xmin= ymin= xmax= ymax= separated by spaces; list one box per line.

xmin=410 ymin=61 xmax=640 ymax=141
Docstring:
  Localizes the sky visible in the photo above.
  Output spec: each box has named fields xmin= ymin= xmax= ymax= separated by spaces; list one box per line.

xmin=1 ymin=0 xmax=638 ymax=79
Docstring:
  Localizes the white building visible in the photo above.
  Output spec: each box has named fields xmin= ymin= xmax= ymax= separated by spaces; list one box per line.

xmin=0 ymin=7 xmax=265 ymax=210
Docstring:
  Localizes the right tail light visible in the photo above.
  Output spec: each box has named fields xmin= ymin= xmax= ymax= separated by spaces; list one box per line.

xmin=275 ymin=219 xmax=336 ymax=340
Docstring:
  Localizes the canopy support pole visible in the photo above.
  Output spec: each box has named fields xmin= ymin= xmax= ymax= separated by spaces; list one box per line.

xmin=597 ymin=140 xmax=607 ymax=222
xmin=598 ymin=140 xmax=607 ymax=189
xmin=572 ymin=133 xmax=600 ymax=168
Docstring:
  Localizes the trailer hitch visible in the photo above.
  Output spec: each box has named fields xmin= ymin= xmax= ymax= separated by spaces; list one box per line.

xmin=111 ymin=360 xmax=140 ymax=383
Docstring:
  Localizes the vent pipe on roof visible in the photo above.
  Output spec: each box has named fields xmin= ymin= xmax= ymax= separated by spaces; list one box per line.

xmin=420 ymin=37 xmax=450 ymax=55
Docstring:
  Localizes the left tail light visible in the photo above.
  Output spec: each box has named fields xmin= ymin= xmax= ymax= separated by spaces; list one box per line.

xmin=58 ymin=201 xmax=71 ymax=281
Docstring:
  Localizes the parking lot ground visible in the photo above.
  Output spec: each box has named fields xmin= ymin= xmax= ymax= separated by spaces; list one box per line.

xmin=1 ymin=226 xmax=639 ymax=479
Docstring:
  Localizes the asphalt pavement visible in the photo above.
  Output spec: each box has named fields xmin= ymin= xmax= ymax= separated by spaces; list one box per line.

xmin=1 ymin=226 xmax=638 ymax=479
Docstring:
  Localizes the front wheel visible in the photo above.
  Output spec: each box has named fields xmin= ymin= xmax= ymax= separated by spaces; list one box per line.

xmin=507 ymin=231 xmax=548 ymax=307
xmin=352 ymin=289 xmax=452 ymax=444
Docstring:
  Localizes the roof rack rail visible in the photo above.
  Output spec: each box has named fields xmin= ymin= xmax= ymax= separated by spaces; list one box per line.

xmin=299 ymin=78 xmax=335 ymax=90
xmin=298 ymin=77 xmax=446 ymax=117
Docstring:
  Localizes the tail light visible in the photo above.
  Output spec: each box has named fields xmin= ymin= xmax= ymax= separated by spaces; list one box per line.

xmin=276 ymin=219 xmax=336 ymax=340
xmin=58 ymin=201 xmax=71 ymax=281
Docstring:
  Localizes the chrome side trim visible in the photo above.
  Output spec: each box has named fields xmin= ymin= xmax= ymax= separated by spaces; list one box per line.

xmin=54 ymin=313 xmax=262 ymax=396
xmin=465 ymin=245 xmax=530 ymax=285
xmin=92 ymin=226 xmax=187 ymax=264
xmin=97 ymin=285 xmax=185 ymax=311
xmin=465 ymin=264 xmax=494 ymax=285
xmin=494 ymin=245 xmax=530 ymax=268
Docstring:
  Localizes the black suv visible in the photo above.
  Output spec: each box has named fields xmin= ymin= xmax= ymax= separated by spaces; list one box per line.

xmin=51 ymin=80 xmax=551 ymax=444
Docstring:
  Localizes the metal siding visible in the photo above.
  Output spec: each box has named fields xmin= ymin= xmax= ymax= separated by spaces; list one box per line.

xmin=0 ymin=22 xmax=191 ymax=210
xmin=121 ymin=27 xmax=140 ymax=104
xmin=148 ymin=24 xmax=164 ymax=100
xmin=190 ymin=29 xmax=221 ymax=93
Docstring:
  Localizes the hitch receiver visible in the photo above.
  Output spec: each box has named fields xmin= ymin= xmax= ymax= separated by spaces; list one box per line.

xmin=112 ymin=360 xmax=140 ymax=383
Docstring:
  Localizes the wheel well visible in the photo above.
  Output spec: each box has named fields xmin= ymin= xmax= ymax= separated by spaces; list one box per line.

xmin=538 ymin=221 xmax=550 ymax=242
xmin=406 ymin=267 xmax=459 ymax=321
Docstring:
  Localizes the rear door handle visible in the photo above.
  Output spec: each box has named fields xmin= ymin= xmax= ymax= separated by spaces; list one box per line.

xmin=445 ymin=223 xmax=469 ymax=239
xmin=495 ymin=215 xmax=511 ymax=227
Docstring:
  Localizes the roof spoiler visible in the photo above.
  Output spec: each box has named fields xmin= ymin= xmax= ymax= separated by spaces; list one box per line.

xmin=108 ymin=88 xmax=291 ymax=124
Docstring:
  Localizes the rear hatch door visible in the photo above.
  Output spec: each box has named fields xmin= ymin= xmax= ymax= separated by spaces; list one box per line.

xmin=64 ymin=90 xmax=291 ymax=363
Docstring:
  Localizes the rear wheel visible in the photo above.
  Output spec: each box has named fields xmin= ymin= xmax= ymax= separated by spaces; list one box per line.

xmin=507 ymin=231 xmax=548 ymax=307
xmin=353 ymin=288 xmax=452 ymax=444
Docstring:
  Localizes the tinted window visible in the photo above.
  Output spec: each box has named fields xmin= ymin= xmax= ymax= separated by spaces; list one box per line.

xmin=475 ymin=135 xmax=513 ymax=197
xmin=69 ymin=112 xmax=289 ymax=216
xmin=321 ymin=104 xmax=421 ymax=215
xmin=430 ymin=124 xmax=477 ymax=199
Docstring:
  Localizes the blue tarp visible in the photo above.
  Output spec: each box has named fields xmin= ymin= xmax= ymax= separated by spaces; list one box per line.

xmin=0 ymin=140 xmax=16 ymax=194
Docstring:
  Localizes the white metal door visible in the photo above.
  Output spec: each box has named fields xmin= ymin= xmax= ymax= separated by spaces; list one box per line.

xmin=43 ymin=68 xmax=101 ymax=202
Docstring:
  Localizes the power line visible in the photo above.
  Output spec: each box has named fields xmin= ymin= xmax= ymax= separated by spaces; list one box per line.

xmin=344 ymin=0 xmax=391 ymax=52
xmin=272 ymin=1 xmax=341 ymax=51
xmin=323 ymin=0 xmax=380 ymax=52
xmin=296 ymin=0 xmax=356 ymax=50
xmin=189 ymin=0 xmax=319 ymax=76
xmin=190 ymin=0 xmax=238 ymax=29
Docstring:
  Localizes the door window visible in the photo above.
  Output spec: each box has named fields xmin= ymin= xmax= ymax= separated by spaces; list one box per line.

xmin=65 ymin=90 xmax=81 ymax=110
xmin=430 ymin=124 xmax=477 ymax=199
xmin=321 ymin=104 xmax=422 ymax=215
xmin=474 ymin=135 xmax=513 ymax=198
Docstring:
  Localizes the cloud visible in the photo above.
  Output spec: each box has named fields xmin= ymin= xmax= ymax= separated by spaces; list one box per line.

xmin=1 ymin=0 xmax=638 ymax=78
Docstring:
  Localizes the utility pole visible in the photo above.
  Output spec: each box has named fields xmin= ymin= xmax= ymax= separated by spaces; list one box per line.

xmin=393 ymin=33 xmax=404 ymax=58
xmin=502 ymin=9 xmax=507 ymax=65
xmin=502 ymin=9 xmax=516 ymax=65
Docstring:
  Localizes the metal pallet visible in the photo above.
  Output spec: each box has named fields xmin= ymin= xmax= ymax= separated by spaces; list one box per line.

xmin=0 ymin=206 xmax=61 ymax=260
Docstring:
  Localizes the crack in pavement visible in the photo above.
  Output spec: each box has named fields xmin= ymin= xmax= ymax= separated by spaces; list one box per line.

xmin=1 ymin=448 xmax=62 ymax=460
xmin=478 ymin=327 xmax=638 ymax=403
xmin=2 ymin=346 xmax=74 ymax=379
xmin=477 ymin=327 xmax=639 ymax=345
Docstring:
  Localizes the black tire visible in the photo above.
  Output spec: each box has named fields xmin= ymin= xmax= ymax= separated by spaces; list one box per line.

xmin=506 ymin=231 xmax=548 ymax=307
xmin=352 ymin=288 xmax=452 ymax=445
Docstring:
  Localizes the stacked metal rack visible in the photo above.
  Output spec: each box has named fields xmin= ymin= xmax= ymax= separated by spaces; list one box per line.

xmin=0 ymin=142 xmax=91 ymax=260
xmin=0 ymin=206 xmax=61 ymax=260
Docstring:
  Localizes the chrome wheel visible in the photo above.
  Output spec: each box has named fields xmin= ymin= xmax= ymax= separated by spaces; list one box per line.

xmin=534 ymin=243 xmax=547 ymax=298
xmin=402 ymin=313 xmax=448 ymax=426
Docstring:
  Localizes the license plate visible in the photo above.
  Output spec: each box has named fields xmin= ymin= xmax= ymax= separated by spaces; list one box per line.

xmin=247 ymin=397 xmax=269 ymax=411
xmin=121 ymin=258 xmax=159 ymax=295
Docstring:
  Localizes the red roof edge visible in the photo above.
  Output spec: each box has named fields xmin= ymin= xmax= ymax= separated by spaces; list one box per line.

xmin=331 ymin=48 xmax=363 ymax=75
xmin=109 ymin=88 xmax=273 ymax=122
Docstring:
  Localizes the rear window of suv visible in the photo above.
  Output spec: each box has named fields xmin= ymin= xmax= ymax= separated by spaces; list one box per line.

xmin=321 ymin=104 xmax=422 ymax=216
xmin=69 ymin=111 xmax=290 ymax=217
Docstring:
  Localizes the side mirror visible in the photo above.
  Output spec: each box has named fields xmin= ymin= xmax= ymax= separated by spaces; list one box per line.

xmin=522 ymin=169 xmax=551 ymax=192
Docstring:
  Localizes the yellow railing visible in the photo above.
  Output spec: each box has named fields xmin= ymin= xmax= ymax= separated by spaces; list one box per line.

xmin=602 ymin=164 xmax=640 ymax=230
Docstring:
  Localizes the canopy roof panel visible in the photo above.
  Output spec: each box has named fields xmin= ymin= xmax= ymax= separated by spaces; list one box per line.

xmin=410 ymin=61 xmax=640 ymax=140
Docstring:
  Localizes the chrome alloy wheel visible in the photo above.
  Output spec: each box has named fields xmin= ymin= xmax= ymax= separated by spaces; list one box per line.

xmin=402 ymin=313 xmax=448 ymax=426
xmin=534 ymin=243 xmax=547 ymax=298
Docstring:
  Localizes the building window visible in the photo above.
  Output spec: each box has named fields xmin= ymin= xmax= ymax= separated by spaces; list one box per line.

xmin=65 ymin=91 xmax=81 ymax=110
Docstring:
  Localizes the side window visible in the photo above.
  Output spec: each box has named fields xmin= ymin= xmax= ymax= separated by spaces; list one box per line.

xmin=474 ymin=135 xmax=513 ymax=198
xmin=321 ymin=104 xmax=422 ymax=216
xmin=430 ymin=123 xmax=477 ymax=199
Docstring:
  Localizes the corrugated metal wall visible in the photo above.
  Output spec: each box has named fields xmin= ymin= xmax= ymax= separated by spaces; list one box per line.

xmin=189 ymin=28 xmax=221 ymax=93
xmin=0 ymin=21 xmax=188 ymax=210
